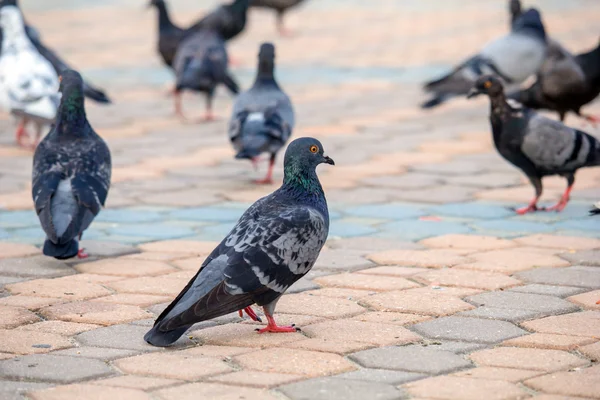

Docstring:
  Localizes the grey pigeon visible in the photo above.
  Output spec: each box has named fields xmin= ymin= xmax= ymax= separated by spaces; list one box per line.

xmin=148 ymin=0 xmax=186 ymax=69
xmin=250 ymin=0 xmax=306 ymax=36
xmin=422 ymin=8 xmax=547 ymax=109
xmin=32 ymin=70 xmax=111 ymax=259
xmin=144 ymin=137 xmax=334 ymax=347
xmin=229 ymin=43 xmax=294 ymax=184
xmin=468 ymin=75 xmax=600 ymax=214
xmin=188 ymin=0 xmax=249 ymax=41
xmin=172 ymin=29 xmax=239 ymax=121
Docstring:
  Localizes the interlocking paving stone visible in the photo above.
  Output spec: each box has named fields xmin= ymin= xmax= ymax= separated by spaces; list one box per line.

xmin=312 ymin=250 xmax=376 ymax=272
xmin=333 ymin=368 xmax=426 ymax=385
xmin=28 ymin=384 xmax=153 ymax=400
xmin=0 ymin=257 xmax=74 ymax=278
xmin=350 ymin=345 xmax=472 ymax=375
xmin=301 ymin=320 xmax=421 ymax=346
xmin=403 ymin=375 xmax=529 ymax=400
xmin=411 ymin=316 xmax=526 ymax=344
xmin=418 ymin=341 xmax=488 ymax=354
xmin=458 ymin=307 xmax=544 ymax=322
xmin=0 ymin=305 xmax=40 ymax=329
xmin=76 ymin=241 xmax=138 ymax=258
xmin=279 ymin=377 xmax=407 ymax=400
xmin=49 ymin=347 xmax=139 ymax=360
xmin=0 ymin=329 xmax=73 ymax=355
xmin=508 ymin=284 xmax=587 ymax=298
xmin=516 ymin=266 xmax=600 ymax=289
xmin=378 ymin=220 xmax=473 ymax=241
xmin=329 ymin=221 xmax=379 ymax=238
xmin=0 ymin=354 xmax=114 ymax=383
xmin=76 ymin=324 xmax=193 ymax=351
xmin=0 ymin=381 xmax=53 ymax=400
xmin=560 ymin=249 xmax=600 ymax=266
xmin=208 ymin=371 xmax=303 ymax=389
xmin=469 ymin=347 xmax=589 ymax=372
xmin=451 ymin=367 xmax=543 ymax=382
xmin=326 ymin=237 xmax=423 ymax=253
xmin=156 ymin=382 xmax=280 ymax=400
xmin=471 ymin=219 xmax=555 ymax=237
xmin=426 ymin=202 xmax=514 ymax=219
xmin=521 ymin=311 xmax=600 ymax=337
xmin=502 ymin=332 xmax=596 ymax=351
xmin=344 ymin=203 xmax=425 ymax=220
xmin=361 ymin=290 xmax=474 ymax=316
xmin=524 ymin=368 xmax=600 ymax=399
xmin=465 ymin=292 xmax=578 ymax=317
xmin=419 ymin=234 xmax=516 ymax=251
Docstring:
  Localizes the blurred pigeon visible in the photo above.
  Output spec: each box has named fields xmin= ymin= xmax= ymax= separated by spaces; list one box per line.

xmin=144 ymin=137 xmax=334 ymax=346
xmin=148 ymin=0 xmax=186 ymax=69
xmin=229 ymin=43 xmax=294 ymax=184
xmin=590 ymin=201 xmax=600 ymax=216
xmin=422 ymin=8 xmax=547 ymax=109
xmin=250 ymin=0 xmax=306 ymax=36
xmin=173 ymin=29 xmax=239 ymax=121
xmin=0 ymin=0 xmax=111 ymax=104
xmin=0 ymin=5 xmax=59 ymax=148
xmin=509 ymin=0 xmax=522 ymax=27
xmin=189 ymin=0 xmax=250 ymax=42
xmin=32 ymin=70 xmax=111 ymax=260
xmin=468 ymin=75 xmax=600 ymax=214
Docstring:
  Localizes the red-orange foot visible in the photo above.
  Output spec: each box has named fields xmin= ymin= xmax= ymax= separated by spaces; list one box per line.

xmin=541 ymin=201 xmax=568 ymax=212
xmin=256 ymin=324 xmax=299 ymax=333
xmin=514 ymin=204 xmax=538 ymax=215
xmin=596 ymin=299 xmax=600 ymax=305
xmin=238 ymin=306 xmax=262 ymax=322
xmin=77 ymin=248 xmax=89 ymax=259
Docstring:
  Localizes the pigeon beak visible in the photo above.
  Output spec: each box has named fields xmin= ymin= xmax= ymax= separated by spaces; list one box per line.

xmin=323 ymin=155 xmax=335 ymax=166
xmin=467 ymin=88 xmax=482 ymax=99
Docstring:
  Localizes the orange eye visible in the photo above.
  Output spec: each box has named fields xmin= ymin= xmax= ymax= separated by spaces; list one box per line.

xmin=309 ymin=145 xmax=319 ymax=153
xmin=483 ymin=81 xmax=492 ymax=89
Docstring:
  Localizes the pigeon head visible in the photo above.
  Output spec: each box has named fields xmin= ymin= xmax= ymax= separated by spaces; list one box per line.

xmin=512 ymin=8 xmax=546 ymax=41
xmin=256 ymin=43 xmax=276 ymax=80
xmin=0 ymin=5 xmax=24 ymax=34
xmin=56 ymin=70 xmax=87 ymax=130
xmin=509 ymin=0 xmax=522 ymax=21
xmin=283 ymin=137 xmax=334 ymax=191
xmin=147 ymin=0 xmax=164 ymax=8
xmin=467 ymin=75 xmax=505 ymax=99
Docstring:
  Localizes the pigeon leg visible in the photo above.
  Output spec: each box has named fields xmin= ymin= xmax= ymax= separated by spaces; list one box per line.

xmin=276 ymin=11 xmax=293 ymax=37
xmin=30 ymin=122 xmax=43 ymax=150
xmin=15 ymin=119 xmax=28 ymax=148
xmin=256 ymin=308 xmax=298 ymax=333
xmin=174 ymin=91 xmax=187 ymax=121
xmin=200 ymin=93 xmax=216 ymax=122
xmin=238 ymin=306 xmax=262 ymax=322
xmin=514 ymin=199 xmax=540 ymax=215
xmin=251 ymin=157 xmax=260 ymax=171
xmin=542 ymin=180 xmax=573 ymax=212
xmin=254 ymin=154 xmax=275 ymax=184
xmin=514 ymin=174 xmax=542 ymax=215
xmin=77 ymin=233 xmax=88 ymax=259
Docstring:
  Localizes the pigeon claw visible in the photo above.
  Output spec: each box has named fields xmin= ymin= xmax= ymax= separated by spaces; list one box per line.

xmin=77 ymin=248 xmax=89 ymax=259
xmin=239 ymin=306 xmax=262 ymax=322
xmin=513 ymin=204 xmax=538 ymax=215
xmin=256 ymin=324 xmax=299 ymax=334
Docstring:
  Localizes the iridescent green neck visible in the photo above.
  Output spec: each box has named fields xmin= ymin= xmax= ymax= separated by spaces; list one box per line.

xmin=56 ymin=88 xmax=87 ymax=134
xmin=282 ymin=163 xmax=323 ymax=195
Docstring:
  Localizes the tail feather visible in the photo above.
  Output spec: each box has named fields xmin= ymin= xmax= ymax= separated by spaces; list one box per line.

xmin=421 ymin=94 xmax=450 ymax=109
xmin=83 ymin=83 xmax=111 ymax=104
xmin=143 ymin=323 xmax=190 ymax=347
xmin=507 ymin=84 xmax=545 ymax=110
xmin=43 ymin=238 xmax=78 ymax=260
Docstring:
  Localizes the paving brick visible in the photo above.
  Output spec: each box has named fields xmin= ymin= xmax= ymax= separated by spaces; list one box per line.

xmin=28 ymin=384 xmax=152 ymax=400
xmin=107 ymin=276 xmax=188 ymax=296
xmin=0 ymin=256 xmax=73 ymax=278
xmin=567 ymin=290 xmax=600 ymax=310
xmin=516 ymin=267 xmax=600 ymax=289
xmin=508 ymin=284 xmax=587 ymax=298
xmin=235 ymin=348 xmax=355 ymax=377
xmin=362 ymin=290 xmax=474 ymax=316
xmin=190 ymin=323 xmax=305 ymax=348
xmin=327 ymin=237 xmax=423 ymax=253
xmin=560 ymin=250 xmax=600 ymax=266
xmin=303 ymin=287 xmax=376 ymax=300
xmin=414 ymin=268 xmax=520 ymax=290
xmin=137 ymin=240 xmax=218 ymax=255
xmin=502 ymin=333 xmax=596 ymax=351
xmin=403 ymin=375 xmax=529 ymax=400
xmin=90 ymin=375 xmax=180 ymax=390
xmin=313 ymin=250 xmax=376 ymax=272
xmin=155 ymin=382 xmax=280 ymax=400
xmin=351 ymin=312 xmax=431 ymax=326
xmin=0 ymin=305 xmax=40 ymax=328
xmin=521 ymin=311 xmax=600 ymax=337
xmin=208 ymin=371 xmax=303 ymax=388
xmin=368 ymin=249 xmax=472 ymax=268
xmin=334 ymin=368 xmax=426 ymax=385
xmin=412 ymin=316 xmax=526 ymax=344
xmin=419 ymin=234 xmax=516 ymax=251
xmin=469 ymin=347 xmax=588 ymax=372
xmin=466 ymin=292 xmax=578 ymax=318
xmin=0 ymin=329 xmax=73 ymax=355
xmin=314 ymin=273 xmax=419 ymax=291
xmin=50 ymin=347 xmax=139 ymax=360
xmin=404 ymin=286 xmax=483 ymax=297
xmin=514 ymin=234 xmax=600 ymax=250
xmin=7 ymin=277 xmax=111 ymax=300
xmin=114 ymin=351 xmax=233 ymax=380
xmin=302 ymin=319 xmax=421 ymax=346
xmin=0 ymin=295 xmax=64 ymax=310
xmin=458 ymin=307 xmax=546 ymax=322
xmin=457 ymin=249 xmax=570 ymax=273
xmin=0 ymin=381 xmax=52 ymax=400
xmin=354 ymin=266 xmax=429 ymax=277
xmin=16 ymin=321 xmax=100 ymax=336
xmin=525 ymin=368 xmax=600 ymax=399
xmin=77 ymin=324 xmax=190 ymax=351
xmin=420 ymin=341 xmax=488 ymax=354
xmin=276 ymin=293 xmax=366 ymax=318
xmin=279 ymin=377 xmax=406 ymax=400
xmin=287 ymin=338 xmax=374 ymax=355
xmin=350 ymin=345 xmax=472 ymax=375
xmin=77 ymin=241 xmax=139 ymax=258
xmin=92 ymin=293 xmax=171 ymax=307
xmin=40 ymin=301 xmax=151 ymax=326
xmin=0 ymin=242 xmax=39 ymax=259
xmin=75 ymin=259 xmax=175 ymax=277
xmin=452 ymin=366 xmax=543 ymax=382
xmin=124 ymin=252 xmax=185 ymax=262
xmin=0 ymin=354 xmax=114 ymax=383
xmin=579 ymin=341 xmax=600 ymax=361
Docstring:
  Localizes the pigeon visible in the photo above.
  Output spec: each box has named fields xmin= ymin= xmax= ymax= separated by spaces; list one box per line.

xmin=148 ymin=0 xmax=186 ymax=69
xmin=421 ymin=8 xmax=547 ymax=109
xmin=229 ymin=43 xmax=294 ymax=184
xmin=467 ymin=75 xmax=600 ymax=214
xmin=188 ymin=0 xmax=250 ymax=42
xmin=144 ymin=137 xmax=334 ymax=346
xmin=32 ymin=70 xmax=111 ymax=260
xmin=0 ymin=5 xmax=59 ymax=148
xmin=509 ymin=0 xmax=523 ymax=27
xmin=250 ymin=0 xmax=306 ymax=36
xmin=172 ymin=29 xmax=239 ymax=121
xmin=590 ymin=201 xmax=600 ymax=216
xmin=0 ymin=0 xmax=111 ymax=104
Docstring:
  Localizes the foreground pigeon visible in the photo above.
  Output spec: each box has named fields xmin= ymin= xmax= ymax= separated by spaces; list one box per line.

xmin=422 ymin=8 xmax=547 ymax=109
xmin=173 ymin=29 xmax=239 ymax=121
xmin=468 ymin=75 xmax=600 ymax=214
xmin=144 ymin=137 xmax=334 ymax=346
xmin=0 ymin=0 xmax=110 ymax=104
xmin=148 ymin=0 xmax=186 ymax=69
xmin=250 ymin=0 xmax=306 ymax=36
xmin=229 ymin=43 xmax=294 ymax=184
xmin=32 ymin=70 xmax=111 ymax=259
xmin=0 ymin=5 xmax=59 ymax=148
xmin=188 ymin=0 xmax=249 ymax=42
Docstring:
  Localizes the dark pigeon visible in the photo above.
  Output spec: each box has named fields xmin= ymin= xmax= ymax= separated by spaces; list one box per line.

xmin=148 ymin=0 xmax=186 ymax=69
xmin=32 ymin=70 xmax=111 ymax=260
xmin=188 ymin=0 xmax=250 ymax=42
xmin=250 ymin=0 xmax=306 ymax=36
xmin=468 ymin=75 xmax=600 ymax=214
xmin=172 ymin=29 xmax=239 ymax=121
xmin=421 ymin=8 xmax=547 ymax=109
xmin=229 ymin=43 xmax=294 ymax=184
xmin=0 ymin=0 xmax=111 ymax=104
xmin=144 ymin=137 xmax=334 ymax=347
xmin=509 ymin=0 xmax=522 ymax=27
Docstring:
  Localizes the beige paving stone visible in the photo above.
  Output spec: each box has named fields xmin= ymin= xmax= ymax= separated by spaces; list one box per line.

xmin=514 ymin=234 xmax=600 ymax=251
xmin=314 ymin=272 xmax=420 ymax=291
xmin=190 ymin=323 xmax=305 ymax=348
xmin=469 ymin=347 xmax=588 ymax=372
xmin=156 ymin=382 xmax=281 ymax=400
xmin=521 ymin=312 xmax=600 ymax=338
xmin=56 ymin=274 xmax=124 ymax=284
xmin=107 ymin=276 xmax=188 ymax=297
xmin=0 ymin=328 xmax=73 ymax=354
xmin=476 ymin=186 xmax=563 ymax=203
xmin=351 ymin=311 xmax=431 ymax=326
xmin=90 ymin=375 xmax=181 ymax=390
xmin=177 ymin=345 xmax=254 ymax=358
xmin=234 ymin=347 xmax=356 ymax=377
xmin=354 ymin=265 xmax=429 ymax=277
xmin=122 ymin=252 xmax=185 ymax=262
xmin=29 ymin=384 xmax=152 ymax=400
xmin=368 ymin=249 xmax=472 ymax=268
xmin=419 ymin=140 xmax=489 ymax=155
xmin=75 ymin=259 xmax=175 ymax=277
xmin=0 ymin=295 xmax=64 ymax=310
xmin=527 ymin=395 xmax=595 ymax=400
xmin=16 ymin=320 xmax=100 ymax=336
xmin=276 ymin=293 xmax=366 ymax=318
xmin=114 ymin=352 xmax=233 ymax=380
xmin=457 ymin=249 xmax=570 ymax=274
xmin=0 ymin=305 xmax=40 ymax=328
xmin=361 ymin=290 xmax=475 ymax=316
xmin=0 ymin=189 xmax=33 ymax=210
xmin=502 ymin=333 xmax=596 ymax=351
xmin=302 ymin=287 xmax=376 ymax=300
xmin=567 ymin=290 xmax=600 ymax=310
xmin=138 ymin=240 xmax=218 ymax=254
xmin=92 ymin=293 xmax=171 ymax=307
xmin=452 ymin=366 xmax=544 ymax=382
xmin=404 ymin=375 xmax=529 ymax=400
xmin=171 ymin=256 xmax=204 ymax=270
xmin=404 ymin=286 xmax=483 ymax=297
xmin=419 ymin=234 xmax=516 ymax=251
xmin=0 ymin=352 xmax=16 ymax=359
xmin=525 ymin=368 xmax=600 ymax=399
xmin=208 ymin=371 xmax=303 ymax=388
xmin=578 ymin=341 xmax=600 ymax=361
xmin=6 ymin=277 xmax=112 ymax=300
xmin=287 ymin=338 xmax=374 ymax=355
xmin=414 ymin=268 xmax=521 ymax=290
xmin=0 ymin=242 xmax=39 ymax=258
xmin=40 ymin=301 xmax=151 ymax=326
xmin=302 ymin=319 xmax=422 ymax=346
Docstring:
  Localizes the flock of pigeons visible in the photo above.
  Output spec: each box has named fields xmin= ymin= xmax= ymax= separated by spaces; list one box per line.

xmin=0 ymin=0 xmax=599 ymax=339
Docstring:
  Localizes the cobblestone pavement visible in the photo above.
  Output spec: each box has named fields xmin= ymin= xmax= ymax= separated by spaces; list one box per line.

xmin=1 ymin=0 xmax=599 ymax=399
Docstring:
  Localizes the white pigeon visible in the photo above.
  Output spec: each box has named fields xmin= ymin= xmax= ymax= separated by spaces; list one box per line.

xmin=0 ymin=5 xmax=59 ymax=148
